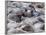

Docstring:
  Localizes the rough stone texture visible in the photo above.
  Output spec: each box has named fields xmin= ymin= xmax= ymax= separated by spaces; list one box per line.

xmin=6 ymin=1 xmax=45 ymax=34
